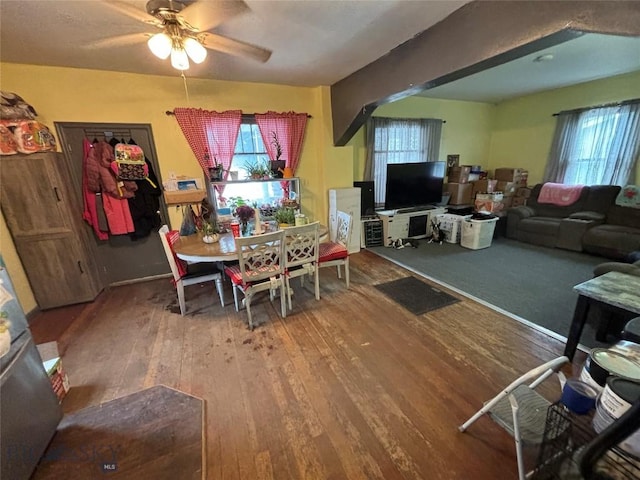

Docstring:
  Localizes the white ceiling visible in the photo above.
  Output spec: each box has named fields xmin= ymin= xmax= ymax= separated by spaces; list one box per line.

xmin=0 ymin=0 xmax=469 ymax=87
xmin=1 ymin=1 xmax=638 ymax=102
xmin=417 ymin=33 xmax=640 ymax=103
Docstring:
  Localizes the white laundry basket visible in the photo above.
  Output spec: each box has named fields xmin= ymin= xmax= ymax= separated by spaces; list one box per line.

xmin=435 ymin=213 xmax=472 ymax=244
xmin=460 ymin=216 xmax=499 ymax=250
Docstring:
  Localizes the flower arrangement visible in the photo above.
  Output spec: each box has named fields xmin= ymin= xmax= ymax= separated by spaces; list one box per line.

xmin=235 ymin=205 xmax=255 ymax=224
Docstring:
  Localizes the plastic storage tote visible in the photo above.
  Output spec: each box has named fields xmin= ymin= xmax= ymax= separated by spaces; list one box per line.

xmin=435 ymin=213 xmax=472 ymax=244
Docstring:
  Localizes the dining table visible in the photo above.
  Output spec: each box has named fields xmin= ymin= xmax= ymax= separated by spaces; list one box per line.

xmin=173 ymin=224 xmax=329 ymax=263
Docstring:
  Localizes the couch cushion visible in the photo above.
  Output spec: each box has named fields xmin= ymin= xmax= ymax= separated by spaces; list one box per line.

xmin=518 ymin=217 xmax=563 ymax=235
xmin=583 ymin=224 xmax=640 ymax=260
xmin=583 ymin=185 xmax=621 ymax=213
xmin=607 ymin=205 xmax=640 ymax=228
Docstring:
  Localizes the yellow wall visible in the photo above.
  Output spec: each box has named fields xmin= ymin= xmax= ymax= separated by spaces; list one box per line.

xmin=490 ymin=70 xmax=640 ymax=184
xmin=347 ymin=96 xmax=496 ymax=178
xmin=0 ymin=62 xmax=347 ymax=310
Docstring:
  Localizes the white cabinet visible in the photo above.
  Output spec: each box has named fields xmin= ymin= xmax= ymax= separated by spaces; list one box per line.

xmin=378 ymin=207 xmax=446 ymax=246
xmin=328 ymin=188 xmax=361 ymax=254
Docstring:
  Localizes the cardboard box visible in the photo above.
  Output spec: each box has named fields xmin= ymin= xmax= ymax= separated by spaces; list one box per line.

xmin=446 ymin=183 xmax=473 ymax=205
xmin=37 ymin=341 xmax=70 ymax=403
xmin=494 ymin=168 xmax=528 ymax=183
xmin=472 ymin=179 xmax=498 ymax=196
xmin=496 ymin=181 xmax=518 ymax=196
xmin=474 ymin=199 xmax=504 ymax=214
xmin=475 ymin=192 xmax=504 ymax=202
xmin=448 ymin=166 xmax=471 ymax=184
xmin=512 ymin=196 xmax=527 ymax=207
xmin=517 ymin=187 xmax=532 ymax=198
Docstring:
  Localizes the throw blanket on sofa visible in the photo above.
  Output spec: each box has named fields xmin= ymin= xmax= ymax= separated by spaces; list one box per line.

xmin=616 ymin=185 xmax=640 ymax=209
xmin=538 ymin=183 xmax=584 ymax=206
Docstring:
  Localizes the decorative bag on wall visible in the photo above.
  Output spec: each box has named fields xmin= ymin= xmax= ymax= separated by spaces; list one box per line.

xmin=111 ymin=143 xmax=156 ymax=187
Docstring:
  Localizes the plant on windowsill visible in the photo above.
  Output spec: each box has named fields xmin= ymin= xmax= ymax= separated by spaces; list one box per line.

xmin=243 ymin=159 xmax=272 ymax=180
xmin=270 ymin=131 xmax=286 ymax=178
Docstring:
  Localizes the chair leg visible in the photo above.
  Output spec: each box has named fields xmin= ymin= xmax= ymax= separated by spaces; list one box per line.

xmin=232 ymin=285 xmax=240 ymax=312
xmin=215 ymin=276 xmax=225 ymax=307
xmin=280 ymin=281 xmax=287 ymax=318
xmin=344 ymin=258 xmax=350 ymax=288
xmin=177 ymin=281 xmax=186 ymax=316
xmin=509 ymin=395 xmax=526 ymax=480
xmin=286 ymin=276 xmax=293 ymax=311
xmin=314 ymin=267 xmax=320 ymax=301
xmin=245 ymin=292 xmax=254 ymax=330
xmin=336 ymin=264 xmax=342 ymax=279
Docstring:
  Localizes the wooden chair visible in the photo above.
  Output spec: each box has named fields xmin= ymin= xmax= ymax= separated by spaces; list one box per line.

xmin=158 ymin=225 xmax=225 ymax=316
xmin=318 ymin=211 xmax=351 ymax=292
xmin=224 ymin=230 xmax=287 ymax=330
xmin=459 ymin=356 xmax=569 ymax=480
xmin=283 ymin=221 xmax=320 ymax=310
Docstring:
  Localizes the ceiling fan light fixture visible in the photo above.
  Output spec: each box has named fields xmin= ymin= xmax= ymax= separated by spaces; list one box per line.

xmin=148 ymin=32 xmax=172 ymax=59
xmin=183 ymin=37 xmax=207 ymax=64
xmin=171 ymin=47 xmax=190 ymax=70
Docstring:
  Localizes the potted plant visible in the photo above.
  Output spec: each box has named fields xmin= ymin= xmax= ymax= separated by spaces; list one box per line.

xmin=201 ymin=220 xmax=219 ymax=243
xmin=243 ymin=159 xmax=271 ymax=179
xmin=270 ymin=132 xmax=286 ymax=178
xmin=274 ymin=206 xmax=296 ymax=227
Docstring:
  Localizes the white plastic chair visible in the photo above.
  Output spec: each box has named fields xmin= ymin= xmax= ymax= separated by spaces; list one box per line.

xmin=224 ymin=230 xmax=287 ymax=330
xmin=283 ymin=221 xmax=320 ymax=310
xmin=318 ymin=211 xmax=351 ymax=292
xmin=458 ymin=355 xmax=569 ymax=480
xmin=158 ymin=225 xmax=225 ymax=315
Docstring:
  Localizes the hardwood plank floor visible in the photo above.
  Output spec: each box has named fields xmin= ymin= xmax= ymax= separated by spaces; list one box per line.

xmin=30 ymin=250 xmax=586 ymax=479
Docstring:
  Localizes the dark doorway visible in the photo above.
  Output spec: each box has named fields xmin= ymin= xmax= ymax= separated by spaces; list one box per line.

xmin=55 ymin=122 xmax=170 ymax=285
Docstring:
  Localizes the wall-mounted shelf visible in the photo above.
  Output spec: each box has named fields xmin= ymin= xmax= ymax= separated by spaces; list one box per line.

xmin=163 ymin=189 xmax=207 ymax=205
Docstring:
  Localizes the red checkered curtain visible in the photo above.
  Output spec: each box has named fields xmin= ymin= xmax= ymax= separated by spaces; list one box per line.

xmin=255 ymin=111 xmax=308 ymax=175
xmin=173 ymin=108 xmax=242 ymax=176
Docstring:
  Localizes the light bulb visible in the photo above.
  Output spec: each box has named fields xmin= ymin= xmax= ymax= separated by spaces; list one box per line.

xmin=147 ymin=33 xmax=172 ymax=59
xmin=183 ymin=37 xmax=207 ymax=64
xmin=170 ymin=47 xmax=190 ymax=70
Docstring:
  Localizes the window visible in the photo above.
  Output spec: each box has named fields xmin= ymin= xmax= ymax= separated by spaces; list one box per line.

xmin=545 ymin=102 xmax=640 ymax=186
xmin=365 ymin=117 xmax=443 ymax=206
xmin=218 ymin=120 xmax=286 ymax=206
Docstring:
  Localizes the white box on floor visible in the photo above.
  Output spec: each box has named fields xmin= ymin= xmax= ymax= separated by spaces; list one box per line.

xmin=460 ymin=217 xmax=499 ymax=250
xmin=434 ymin=213 xmax=471 ymax=244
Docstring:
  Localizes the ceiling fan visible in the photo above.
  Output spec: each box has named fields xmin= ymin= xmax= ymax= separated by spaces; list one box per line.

xmin=95 ymin=0 xmax=272 ymax=70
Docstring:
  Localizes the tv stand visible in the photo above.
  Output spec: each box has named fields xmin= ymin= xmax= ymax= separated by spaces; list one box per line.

xmin=378 ymin=206 xmax=446 ymax=246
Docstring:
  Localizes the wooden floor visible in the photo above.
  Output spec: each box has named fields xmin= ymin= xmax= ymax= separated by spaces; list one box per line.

xmin=30 ymin=250 xmax=586 ymax=479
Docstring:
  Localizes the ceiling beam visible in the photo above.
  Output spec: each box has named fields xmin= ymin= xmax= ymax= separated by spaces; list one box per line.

xmin=330 ymin=0 xmax=640 ymax=146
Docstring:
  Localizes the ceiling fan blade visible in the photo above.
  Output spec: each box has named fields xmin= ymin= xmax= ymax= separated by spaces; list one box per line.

xmin=202 ymin=33 xmax=272 ymax=63
xmin=85 ymin=33 xmax=149 ymax=50
xmin=181 ymin=0 xmax=249 ymax=33
xmin=100 ymin=0 xmax=160 ymax=25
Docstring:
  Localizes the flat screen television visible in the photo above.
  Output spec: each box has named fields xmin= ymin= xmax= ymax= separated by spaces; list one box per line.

xmin=384 ymin=161 xmax=446 ymax=210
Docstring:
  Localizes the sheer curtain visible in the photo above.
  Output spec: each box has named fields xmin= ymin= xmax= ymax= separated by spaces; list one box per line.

xmin=364 ymin=117 xmax=443 ymax=206
xmin=543 ymin=102 xmax=640 ymax=186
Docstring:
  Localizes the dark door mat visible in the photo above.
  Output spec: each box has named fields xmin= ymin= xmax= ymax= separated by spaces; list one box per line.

xmin=375 ymin=276 xmax=459 ymax=315
xmin=32 ymin=385 xmax=205 ymax=479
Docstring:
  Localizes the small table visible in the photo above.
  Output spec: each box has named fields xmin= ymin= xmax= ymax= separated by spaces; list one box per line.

xmin=564 ymin=271 xmax=640 ymax=360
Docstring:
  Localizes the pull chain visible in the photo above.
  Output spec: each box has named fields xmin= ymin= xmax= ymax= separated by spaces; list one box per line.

xmin=181 ymin=71 xmax=190 ymax=103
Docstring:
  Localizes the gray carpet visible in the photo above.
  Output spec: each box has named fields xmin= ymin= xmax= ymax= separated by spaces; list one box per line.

xmin=375 ymin=276 xmax=459 ymax=315
xmin=370 ymin=237 xmax=609 ymax=350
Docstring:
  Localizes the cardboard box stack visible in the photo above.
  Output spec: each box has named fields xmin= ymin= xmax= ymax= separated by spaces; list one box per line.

xmin=37 ymin=341 xmax=70 ymax=403
xmin=445 ymin=165 xmax=528 ymax=209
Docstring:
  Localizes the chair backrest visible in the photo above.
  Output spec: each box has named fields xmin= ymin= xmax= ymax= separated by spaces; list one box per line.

xmin=158 ymin=225 xmax=185 ymax=281
xmin=284 ymin=221 xmax=320 ymax=269
xmin=235 ymin=230 xmax=286 ymax=284
xmin=336 ymin=211 xmax=352 ymax=248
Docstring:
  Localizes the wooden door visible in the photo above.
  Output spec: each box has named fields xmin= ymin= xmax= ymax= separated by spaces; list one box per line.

xmin=55 ymin=123 xmax=170 ymax=285
xmin=1 ymin=153 xmax=103 ymax=308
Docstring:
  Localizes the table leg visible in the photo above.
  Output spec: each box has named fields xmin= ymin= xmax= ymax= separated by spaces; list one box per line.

xmin=564 ymin=295 xmax=591 ymax=361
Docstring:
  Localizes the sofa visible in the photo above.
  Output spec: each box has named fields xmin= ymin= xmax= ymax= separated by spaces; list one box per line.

xmin=506 ymin=183 xmax=620 ymax=252
xmin=582 ymin=204 xmax=640 ymax=260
